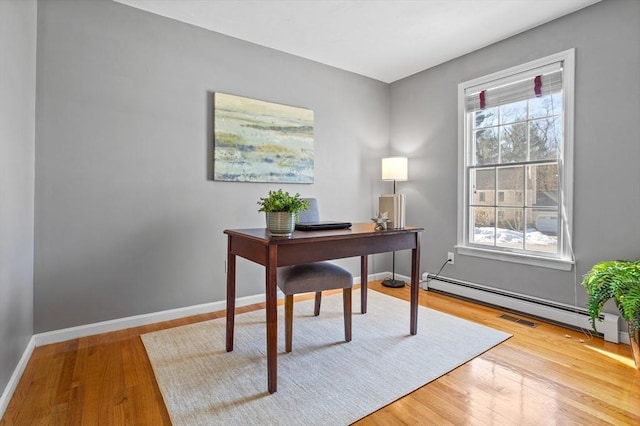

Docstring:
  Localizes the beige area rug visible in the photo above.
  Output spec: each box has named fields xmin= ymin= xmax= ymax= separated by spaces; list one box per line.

xmin=142 ymin=290 xmax=511 ymax=425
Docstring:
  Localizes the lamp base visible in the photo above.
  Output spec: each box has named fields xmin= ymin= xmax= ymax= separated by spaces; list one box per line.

xmin=381 ymin=278 xmax=405 ymax=288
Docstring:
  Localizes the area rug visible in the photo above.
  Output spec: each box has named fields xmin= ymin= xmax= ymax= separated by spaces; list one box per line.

xmin=142 ymin=290 xmax=511 ymax=425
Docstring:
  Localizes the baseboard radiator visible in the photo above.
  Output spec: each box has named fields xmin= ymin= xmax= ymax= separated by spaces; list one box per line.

xmin=422 ymin=274 xmax=621 ymax=343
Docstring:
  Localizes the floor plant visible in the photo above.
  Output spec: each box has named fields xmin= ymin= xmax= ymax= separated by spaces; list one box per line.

xmin=582 ymin=259 xmax=640 ymax=368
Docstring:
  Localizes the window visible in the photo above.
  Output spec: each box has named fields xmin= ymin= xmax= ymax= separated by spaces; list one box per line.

xmin=457 ymin=50 xmax=575 ymax=270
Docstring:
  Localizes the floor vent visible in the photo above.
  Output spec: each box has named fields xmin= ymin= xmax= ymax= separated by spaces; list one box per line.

xmin=499 ymin=313 xmax=538 ymax=328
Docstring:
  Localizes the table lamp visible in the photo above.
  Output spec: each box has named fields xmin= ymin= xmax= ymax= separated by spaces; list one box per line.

xmin=380 ymin=156 xmax=408 ymax=288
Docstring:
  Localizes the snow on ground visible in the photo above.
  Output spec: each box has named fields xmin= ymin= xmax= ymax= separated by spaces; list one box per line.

xmin=474 ymin=227 xmax=557 ymax=246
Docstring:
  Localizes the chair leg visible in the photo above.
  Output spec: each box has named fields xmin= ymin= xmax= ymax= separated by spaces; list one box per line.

xmin=314 ymin=291 xmax=322 ymax=316
xmin=343 ymin=287 xmax=352 ymax=342
xmin=285 ymin=294 xmax=293 ymax=353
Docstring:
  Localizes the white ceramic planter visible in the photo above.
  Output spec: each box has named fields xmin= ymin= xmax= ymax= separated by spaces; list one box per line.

xmin=266 ymin=211 xmax=295 ymax=236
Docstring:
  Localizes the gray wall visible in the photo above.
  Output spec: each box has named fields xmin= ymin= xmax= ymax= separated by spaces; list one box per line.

xmin=34 ymin=0 xmax=390 ymax=332
xmin=22 ymin=0 xmax=640 ymax=337
xmin=391 ymin=0 xmax=640 ymax=310
xmin=0 ymin=0 xmax=37 ymax=398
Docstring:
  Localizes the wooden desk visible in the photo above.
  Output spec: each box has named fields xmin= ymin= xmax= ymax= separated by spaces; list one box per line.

xmin=224 ymin=223 xmax=423 ymax=393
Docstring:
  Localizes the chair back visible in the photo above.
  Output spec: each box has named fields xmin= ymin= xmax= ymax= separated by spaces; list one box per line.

xmin=298 ymin=198 xmax=319 ymax=222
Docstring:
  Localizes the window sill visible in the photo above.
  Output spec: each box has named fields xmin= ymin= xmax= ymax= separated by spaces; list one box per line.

xmin=455 ymin=245 xmax=574 ymax=271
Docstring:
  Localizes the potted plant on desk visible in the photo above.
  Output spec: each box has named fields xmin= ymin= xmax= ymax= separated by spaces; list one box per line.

xmin=257 ymin=189 xmax=309 ymax=237
xmin=581 ymin=259 xmax=640 ymax=369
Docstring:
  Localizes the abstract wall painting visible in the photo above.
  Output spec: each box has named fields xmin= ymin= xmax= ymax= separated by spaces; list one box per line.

xmin=213 ymin=93 xmax=314 ymax=183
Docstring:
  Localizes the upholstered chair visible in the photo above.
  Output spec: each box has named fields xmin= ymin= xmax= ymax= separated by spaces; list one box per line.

xmin=277 ymin=198 xmax=353 ymax=352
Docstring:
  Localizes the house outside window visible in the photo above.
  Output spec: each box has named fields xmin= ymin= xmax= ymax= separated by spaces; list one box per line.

xmin=457 ymin=50 xmax=575 ymax=270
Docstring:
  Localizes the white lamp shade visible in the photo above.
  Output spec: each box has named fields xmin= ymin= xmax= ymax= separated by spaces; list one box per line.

xmin=381 ymin=157 xmax=408 ymax=181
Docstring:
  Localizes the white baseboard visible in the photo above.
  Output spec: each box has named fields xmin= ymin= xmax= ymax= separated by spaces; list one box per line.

xmin=27 ymin=273 xmax=399 ymax=348
xmin=32 ymin=273 xmax=365 ymax=346
xmin=34 ymin=293 xmax=266 ymax=347
xmin=0 ymin=336 xmax=35 ymax=420
xmin=368 ymin=272 xmax=391 ymax=282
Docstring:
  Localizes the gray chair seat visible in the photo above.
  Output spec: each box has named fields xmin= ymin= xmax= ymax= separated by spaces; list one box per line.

xmin=277 ymin=262 xmax=352 ymax=294
xmin=277 ymin=198 xmax=353 ymax=352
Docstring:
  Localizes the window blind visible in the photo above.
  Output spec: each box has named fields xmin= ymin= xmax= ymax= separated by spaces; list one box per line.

xmin=465 ymin=62 xmax=563 ymax=112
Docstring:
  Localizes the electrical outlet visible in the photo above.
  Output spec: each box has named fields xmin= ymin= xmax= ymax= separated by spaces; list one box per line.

xmin=447 ymin=252 xmax=454 ymax=265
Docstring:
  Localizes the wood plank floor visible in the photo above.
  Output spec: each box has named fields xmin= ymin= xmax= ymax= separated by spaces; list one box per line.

xmin=2 ymin=281 xmax=639 ymax=425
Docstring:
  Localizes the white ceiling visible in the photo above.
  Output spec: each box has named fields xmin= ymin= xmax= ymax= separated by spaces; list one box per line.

xmin=114 ymin=0 xmax=600 ymax=83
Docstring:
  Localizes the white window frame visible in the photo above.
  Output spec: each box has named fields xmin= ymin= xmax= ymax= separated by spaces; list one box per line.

xmin=456 ymin=49 xmax=575 ymax=271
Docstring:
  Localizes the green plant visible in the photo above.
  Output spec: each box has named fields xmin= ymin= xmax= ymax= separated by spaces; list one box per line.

xmin=257 ymin=189 xmax=309 ymax=213
xmin=581 ymin=260 xmax=640 ymax=342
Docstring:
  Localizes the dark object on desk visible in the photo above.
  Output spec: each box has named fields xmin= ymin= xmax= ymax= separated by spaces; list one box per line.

xmin=295 ymin=221 xmax=352 ymax=231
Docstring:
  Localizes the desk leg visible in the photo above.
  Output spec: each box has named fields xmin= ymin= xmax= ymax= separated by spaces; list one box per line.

xmin=360 ymin=255 xmax=368 ymax=314
xmin=266 ymin=246 xmax=278 ymax=393
xmin=226 ymin=240 xmax=236 ymax=352
xmin=410 ymin=234 xmax=421 ymax=335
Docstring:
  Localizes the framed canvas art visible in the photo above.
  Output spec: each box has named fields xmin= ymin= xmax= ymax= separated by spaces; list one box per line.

xmin=213 ymin=93 xmax=314 ymax=183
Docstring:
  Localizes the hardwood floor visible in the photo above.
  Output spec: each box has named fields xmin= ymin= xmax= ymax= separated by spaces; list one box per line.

xmin=2 ymin=281 xmax=639 ymax=425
